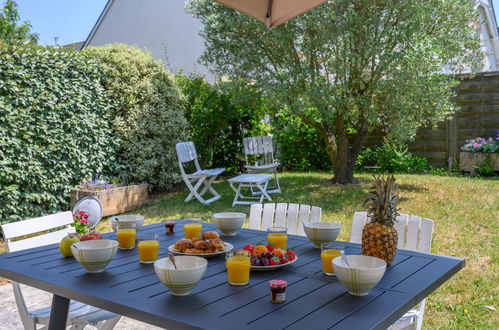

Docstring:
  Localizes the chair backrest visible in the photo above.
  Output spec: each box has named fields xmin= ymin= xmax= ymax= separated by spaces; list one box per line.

xmin=0 ymin=211 xmax=75 ymax=253
xmin=350 ymin=212 xmax=434 ymax=253
xmin=176 ymin=141 xmax=202 ymax=174
xmin=249 ymin=203 xmax=322 ymax=236
xmin=243 ymin=136 xmax=275 ymax=165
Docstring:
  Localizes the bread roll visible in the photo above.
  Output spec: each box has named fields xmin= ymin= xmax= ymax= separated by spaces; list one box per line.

xmin=202 ymin=231 xmax=220 ymax=239
xmin=194 ymin=240 xmax=211 ymax=250
xmin=174 ymin=239 xmax=193 ymax=251
xmin=209 ymin=238 xmax=225 ymax=251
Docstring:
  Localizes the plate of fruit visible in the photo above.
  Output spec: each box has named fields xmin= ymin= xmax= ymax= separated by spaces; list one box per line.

xmin=238 ymin=243 xmax=298 ymax=271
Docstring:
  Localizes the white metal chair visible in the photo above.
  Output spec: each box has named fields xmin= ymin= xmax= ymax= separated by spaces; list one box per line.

xmin=176 ymin=141 xmax=225 ymax=205
xmin=243 ymin=136 xmax=281 ymax=194
xmin=0 ymin=211 xmax=121 ymax=330
xmin=249 ymin=203 xmax=322 ymax=235
xmin=350 ymin=212 xmax=434 ymax=330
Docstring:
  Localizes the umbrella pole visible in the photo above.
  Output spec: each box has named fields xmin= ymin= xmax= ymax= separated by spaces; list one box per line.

xmin=265 ymin=0 xmax=273 ymax=28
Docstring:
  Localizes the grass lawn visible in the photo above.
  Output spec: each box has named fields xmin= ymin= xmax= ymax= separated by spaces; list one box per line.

xmin=1 ymin=172 xmax=497 ymax=328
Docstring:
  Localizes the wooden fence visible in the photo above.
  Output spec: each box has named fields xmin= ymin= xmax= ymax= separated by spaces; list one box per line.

xmin=368 ymin=71 xmax=499 ymax=167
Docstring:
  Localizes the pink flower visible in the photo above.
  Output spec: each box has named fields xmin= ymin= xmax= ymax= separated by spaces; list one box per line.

xmin=473 ymin=143 xmax=479 ymax=148
xmin=80 ymin=219 xmax=89 ymax=225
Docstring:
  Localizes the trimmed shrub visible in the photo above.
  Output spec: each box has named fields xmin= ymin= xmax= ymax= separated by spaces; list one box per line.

xmin=0 ymin=44 xmax=118 ymax=224
xmin=85 ymin=44 xmax=189 ymax=190
xmin=176 ymin=74 xmax=265 ymax=174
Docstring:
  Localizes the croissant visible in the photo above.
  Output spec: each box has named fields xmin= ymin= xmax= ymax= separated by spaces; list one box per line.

xmin=194 ymin=240 xmax=211 ymax=250
xmin=202 ymin=231 xmax=220 ymax=240
xmin=203 ymin=247 xmax=216 ymax=253
xmin=174 ymin=239 xmax=193 ymax=251
xmin=209 ymin=238 xmax=225 ymax=251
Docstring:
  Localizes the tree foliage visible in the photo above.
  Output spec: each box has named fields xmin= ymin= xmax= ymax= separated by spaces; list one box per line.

xmin=188 ymin=0 xmax=482 ymax=183
xmin=0 ymin=0 xmax=38 ymax=44
xmin=176 ymin=74 xmax=266 ymax=174
xmin=84 ymin=44 xmax=190 ymax=190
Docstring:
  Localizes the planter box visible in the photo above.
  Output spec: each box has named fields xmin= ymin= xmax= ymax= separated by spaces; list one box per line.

xmin=459 ymin=152 xmax=499 ymax=173
xmin=70 ymin=184 xmax=148 ymax=217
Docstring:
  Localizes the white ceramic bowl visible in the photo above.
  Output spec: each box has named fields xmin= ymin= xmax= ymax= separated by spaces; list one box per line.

xmin=302 ymin=221 xmax=341 ymax=248
xmin=108 ymin=215 xmax=145 ymax=232
xmin=71 ymin=239 xmax=118 ymax=273
xmin=213 ymin=212 xmax=246 ymax=236
xmin=332 ymin=255 xmax=387 ymax=296
xmin=154 ymin=256 xmax=207 ymax=296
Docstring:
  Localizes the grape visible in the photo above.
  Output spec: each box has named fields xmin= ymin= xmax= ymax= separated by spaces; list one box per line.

xmin=262 ymin=258 xmax=270 ymax=266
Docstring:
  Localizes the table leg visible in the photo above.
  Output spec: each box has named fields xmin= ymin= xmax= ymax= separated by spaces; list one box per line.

xmin=48 ymin=294 xmax=70 ymax=330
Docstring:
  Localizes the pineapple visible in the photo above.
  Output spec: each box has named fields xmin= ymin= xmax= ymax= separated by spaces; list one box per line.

xmin=362 ymin=175 xmax=400 ymax=265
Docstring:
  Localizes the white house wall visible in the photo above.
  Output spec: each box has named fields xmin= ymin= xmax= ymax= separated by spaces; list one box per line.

xmin=84 ymin=0 xmax=209 ymax=77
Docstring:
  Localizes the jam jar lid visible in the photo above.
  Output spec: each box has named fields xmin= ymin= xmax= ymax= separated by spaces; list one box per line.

xmin=269 ymin=280 xmax=288 ymax=288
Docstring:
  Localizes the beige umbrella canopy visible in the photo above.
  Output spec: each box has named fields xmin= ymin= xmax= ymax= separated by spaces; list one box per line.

xmin=214 ymin=0 xmax=327 ymax=28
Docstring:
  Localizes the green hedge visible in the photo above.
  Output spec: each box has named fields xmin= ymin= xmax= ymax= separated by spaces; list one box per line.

xmin=84 ymin=44 xmax=189 ymax=190
xmin=0 ymin=44 xmax=118 ymax=224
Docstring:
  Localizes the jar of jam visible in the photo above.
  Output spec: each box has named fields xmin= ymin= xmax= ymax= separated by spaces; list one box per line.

xmin=164 ymin=221 xmax=176 ymax=235
xmin=269 ymin=280 xmax=287 ymax=304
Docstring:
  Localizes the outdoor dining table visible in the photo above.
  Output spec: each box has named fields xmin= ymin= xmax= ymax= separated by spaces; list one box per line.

xmin=0 ymin=221 xmax=464 ymax=330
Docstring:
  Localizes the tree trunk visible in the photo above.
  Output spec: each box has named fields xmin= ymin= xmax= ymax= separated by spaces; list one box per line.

xmin=330 ymin=114 xmax=369 ymax=184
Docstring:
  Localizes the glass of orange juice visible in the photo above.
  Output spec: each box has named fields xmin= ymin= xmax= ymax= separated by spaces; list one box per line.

xmin=117 ymin=223 xmax=136 ymax=250
xmin=267 ymin=227 xmax=288 ymax=250
xmin=137 ymin=234 xmax=160 ymax=263
xmin=321 ymin=242 xmax=344 ymax=276
xmin=184 ymin=218 xmax=203 ymax=239
xmin=226 ymin=252 xmax=251 ymax=286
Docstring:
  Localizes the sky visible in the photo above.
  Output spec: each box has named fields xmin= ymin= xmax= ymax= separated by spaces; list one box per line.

xmin=16 ymin=0 xmax=108 ymax=46
xmin=13 ymin=0 xmax=499 ymax=46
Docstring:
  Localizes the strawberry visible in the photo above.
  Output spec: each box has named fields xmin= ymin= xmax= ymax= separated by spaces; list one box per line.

xmin=244 ymin=243 xmax=254 ymax=252
xmin=266 ymin=244 xmax=275 ymax=252
xmin=269 ymin=257 xmax=281 ymax=266
xmin=287 ymin=250 xmax=296 ymax=261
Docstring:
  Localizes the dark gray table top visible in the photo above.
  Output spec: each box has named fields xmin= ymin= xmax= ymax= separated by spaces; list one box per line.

xmin=0 ymin=221 xmax=464 ymax=330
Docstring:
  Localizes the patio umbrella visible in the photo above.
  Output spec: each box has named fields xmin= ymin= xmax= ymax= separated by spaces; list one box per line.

xmin=214 ymin=0 xmax=328 ymax=28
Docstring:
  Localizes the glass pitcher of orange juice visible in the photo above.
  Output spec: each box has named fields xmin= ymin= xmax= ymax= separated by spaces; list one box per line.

xmin=226 ymin=252 xmax=251 ymax=286
xmin=117 ymin=223 xmax=136 ymax=250
xmin=137 ymin=234 xmax=160 ymax=263
xmin=267 ymin=227 xmax=288 ymax=250
xmin=320 ymin=242 xmax=344 ymax=275
xmin=184 ymin=218 xmax=203 ymax=239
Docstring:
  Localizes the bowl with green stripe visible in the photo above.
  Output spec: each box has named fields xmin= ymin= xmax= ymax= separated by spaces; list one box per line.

xmin=71 ymin=240 xmax=118 ymax=273
xmin=154 ymin=256 xmax=207 ymax=296
xmin=333 ymin=255 xmax=386 ymax=296
xmin=302 ymin=221 xmax=341 ymax=248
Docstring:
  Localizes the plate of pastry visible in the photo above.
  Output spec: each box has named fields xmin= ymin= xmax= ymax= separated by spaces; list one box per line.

xmin=168 ymin=231 xmax=234 ymax=257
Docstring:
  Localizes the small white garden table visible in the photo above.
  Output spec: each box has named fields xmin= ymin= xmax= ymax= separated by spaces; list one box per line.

xmin=228 ymin=174 xmax=272 ymax=206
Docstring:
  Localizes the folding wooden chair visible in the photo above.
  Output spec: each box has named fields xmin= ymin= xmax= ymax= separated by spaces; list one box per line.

xmin=0 ymin=211 xmax=121 ymax=330
xmin=350 ymin=212 xmax=434 ymax=330
xmin=176 ymin=141 xmax=225 ymax=205
xmin=243 ymin=136 xmax=281 ymax=194
xmin=249 ymin=203 xmax=322 ymax=235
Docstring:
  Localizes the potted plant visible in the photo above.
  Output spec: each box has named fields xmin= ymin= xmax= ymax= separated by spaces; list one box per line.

xmin=460 ymin=132 xmax=499 ymax=175
xmin=70 ymin=177 xmax=148 ymax=216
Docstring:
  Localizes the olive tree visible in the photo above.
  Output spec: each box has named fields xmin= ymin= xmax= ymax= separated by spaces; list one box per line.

xmin=188 ymin=0 xmax=482 ymax=183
